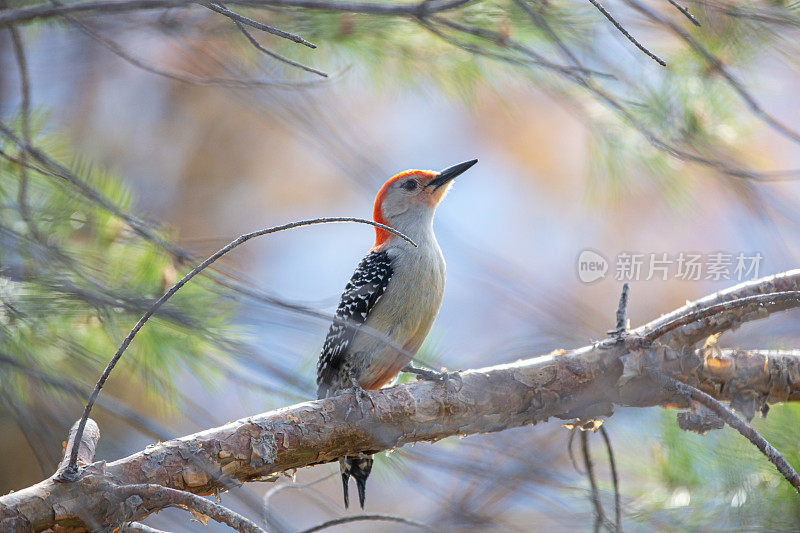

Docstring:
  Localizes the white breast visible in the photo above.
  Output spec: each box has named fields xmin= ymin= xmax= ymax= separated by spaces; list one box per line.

xmin=349 ymin=229 xmax=446 ymax=386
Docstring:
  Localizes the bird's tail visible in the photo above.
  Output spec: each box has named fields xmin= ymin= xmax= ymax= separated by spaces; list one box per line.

xmin=339 ymin=454 xmax=373 ymax=509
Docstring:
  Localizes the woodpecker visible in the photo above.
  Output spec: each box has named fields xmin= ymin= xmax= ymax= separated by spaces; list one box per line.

xmin=316 ymin=159 xmax=477 ymax=509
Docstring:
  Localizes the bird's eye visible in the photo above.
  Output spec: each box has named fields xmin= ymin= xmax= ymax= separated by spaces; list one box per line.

xmin=401 ymin=180 xmax=418 ymax=191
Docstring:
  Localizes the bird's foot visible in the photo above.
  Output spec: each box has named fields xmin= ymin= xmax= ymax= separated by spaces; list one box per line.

xmin=344 ymin=376 xmax=375 ymax=420
xmin=402 ymin=364 xmax=463 ymax=391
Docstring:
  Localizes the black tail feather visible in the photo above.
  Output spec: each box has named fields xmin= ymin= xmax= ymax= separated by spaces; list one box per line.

xmin=340 ymin=454 xmax=373 ymax=509
xmin=340 ymin=469 xmax=350 ymax=509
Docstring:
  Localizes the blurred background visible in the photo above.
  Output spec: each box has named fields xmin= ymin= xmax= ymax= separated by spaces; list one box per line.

xmin=1 ymin=0 xmax=800 ymax=530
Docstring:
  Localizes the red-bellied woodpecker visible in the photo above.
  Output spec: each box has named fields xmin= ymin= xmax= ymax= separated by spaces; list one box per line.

xmin=316 ymin=159 xmax=477 ymax=509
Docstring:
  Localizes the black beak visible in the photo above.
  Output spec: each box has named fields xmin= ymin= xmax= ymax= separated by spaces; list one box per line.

xmin=427 ymin=159 xmax=478 ymax=190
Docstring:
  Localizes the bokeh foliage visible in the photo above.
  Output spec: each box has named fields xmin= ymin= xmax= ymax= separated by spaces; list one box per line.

xmin=0 ymin=116 xmax=232 ymax=413
xmin=1 ymin=0 xmax=800 ymax=529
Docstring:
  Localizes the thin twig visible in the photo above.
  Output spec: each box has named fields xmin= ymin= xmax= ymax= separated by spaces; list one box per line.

xmin=299 ymin=514 xmax=433 ymax=533
xmin=624 ymin=0 xmax=800 ymax=146
xmin=608 ymin=283 xmax=629 ymax=338
xmin=644 ymin=369 xmax=800 ymax=493
xmin=599 ymin=426 xmax=621 ymax=532
xmin=667 ymin=0 xmax=700 ymax=26
xmin=580 ymin=431 xmax=606 ymax=533
xmin=690 ymin=0 xmax=800 ymax=29
xmin=0 ymin=391 xmax=53 ymax=476
xmin=202 ymin=2 xmax=316 ymax=47
xmin=0 ymin=120 xmax=191 ymax=260
xmin=568 ymin=426 xmax=585 ymax=474
xmin=230 ymin=16 xmax=328 ymax=76
xmin=0 ymin=139 xmax=430 ymax=377
xmin=0 ymin=0 xmax=475 ymax=26
xmin=6 ymin=14 xmax=43 ymax=242
xmin=643 ymin=291 xmax=800 ymax=343
xmin=114 ymin=484 xmax=267 ymax=533
xmin=586 ymin=0 xmax=666 ymax=66
xmin=430 ymin=15 xmax=615 ymax=78
xmin=262 ymin=473 xmax=336 ymax=529
xmin=432 ymin=8 xmax=800 ymax=183
xmin=511 ymin=0 xmax=585 ymax=70
xmin=55 ymin=7 xmax=325 ymax=89
xmin=60 ymin=217 xmax=415 ymax=477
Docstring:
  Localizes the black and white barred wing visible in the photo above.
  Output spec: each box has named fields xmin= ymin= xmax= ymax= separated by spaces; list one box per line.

xmin=316 ymin=250 xmax=393 ymax=398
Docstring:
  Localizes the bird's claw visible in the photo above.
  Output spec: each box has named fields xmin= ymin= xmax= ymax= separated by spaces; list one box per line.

xmin=344 ymin=380 xmax=375 ymax=420
xmin=405 ymin=365 xmax=463 ymax=391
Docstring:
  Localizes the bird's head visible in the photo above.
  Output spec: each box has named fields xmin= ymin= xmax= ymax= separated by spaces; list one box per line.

xmin=372 ymin=159 xmax=477 ymax=248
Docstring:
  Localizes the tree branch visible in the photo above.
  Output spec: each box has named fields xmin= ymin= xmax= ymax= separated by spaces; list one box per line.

xmin=113 ymin=484 xmax=267 ymax=533
xmin=229 ymin=15 xmax=328 ymax=77
xmin=668 ymin=0 xmax=701 ymax=26
xmin=599 ymin=426 xmax=621 ymax=533
xmin=299 ymin=514 xmax=433 ymax=533
xmin=644 ymin=369 xmax=800 ymax=493
xmin=203 ymin=1 xmax=317 ymax=47
xmin=2 ymin=269 xmax=798 ymax=530
xmin=0 ymin=0 xmax=475 ymax=27
xmin=623 ymin=0 xmax=800 ymax=146
xmin=53 ymin=8 xmax=327 ymax=88
xmin=586 ymin=0 xmax=666 ymax=66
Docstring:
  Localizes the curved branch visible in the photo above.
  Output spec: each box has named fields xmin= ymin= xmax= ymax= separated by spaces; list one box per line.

xmin=114 ymin=484 xmax=267 ymax=533
xmin=644 ymin=370 xmax=800 ymax=493
xmin=299 ymin=514 xmax=432 ymax=533
xmin=62 ymin=217 xmax=416 ymax=477
xmin=586 ymin=0 xmax=666 ymax=66
xmin=599 ymin=426 xmax=620 ymax=532
xmin=202 ymin=1 xmax=316 ymax=47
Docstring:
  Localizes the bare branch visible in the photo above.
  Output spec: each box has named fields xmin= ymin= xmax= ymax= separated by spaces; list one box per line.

xmin=643 ymin=291 xmax=800 ymax=343
xmin=203 ymin=1 xmax=316 ymax=47
xmin=262 ymin=473 xmax=336 ymax=528
xmin=0 ymin=120 xmax=193 ymax=260
xmin=511 ymin=0 xmax=586 ymax=69
xmin=428 ymin=10 xmax=799 ymax=183
xmin=608 ymin=282 xmax=629 ymax=339
xmin=3 ymin=270 xmax=799 ymax=530
xmin=580 ymin=430 xmax=608 ymax=532
xmin=668 ymin=0 xmax=701 ymax=26
xmin=55 ymin=7 xmax=327 ymax=88
xmin=299 ymin=514 xmax=433 ymax=533
xmin=586 ymin=0 xmax=666 ymax=66
xmin=568 ymin=427 xmax=585 ymax=474
xmin=229 ymin=15 xmax=328 ymax=76
xmin=598 ymin=426 xmax=621 ymax=533
xmin=690 ymin=0 xmax=800 ymax=29
xmin=429 ymin=15 xmax=615 ymax=78
xmin=114 ymin=484 xmax=267 ymax=533
xmin=0 ymin=0 xmax=476 ymax=27
xmin=623 ymin=0 xmax=800 ymax=146
xmin=644 ymin=369 xmax=800 ymax=493
xmin=62 ymin=217 xmax=416 ymax=477
xmin=4 ymin=11 xmax=44 ymax=243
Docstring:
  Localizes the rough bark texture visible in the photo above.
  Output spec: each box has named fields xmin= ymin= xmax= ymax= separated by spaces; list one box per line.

xmin=2 ymin=270 xmax=799 ymax=531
